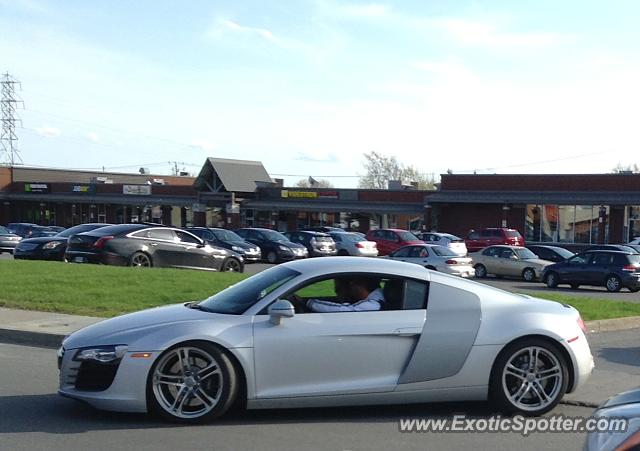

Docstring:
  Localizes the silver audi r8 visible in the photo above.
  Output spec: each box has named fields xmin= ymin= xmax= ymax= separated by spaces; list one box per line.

xmin=58 ymin=257 xmax=594 ymax=423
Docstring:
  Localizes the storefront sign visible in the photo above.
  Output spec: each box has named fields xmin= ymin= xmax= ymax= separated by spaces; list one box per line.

xmin=123 ymin=185 xmax=151 ymax=195
xmin=24 ymin=183 xmax=50 ymax=194
xmin=72 ymin=184 xmax=96 ymax=194
xmin=281 ymin=190 xmax=317 ymax=199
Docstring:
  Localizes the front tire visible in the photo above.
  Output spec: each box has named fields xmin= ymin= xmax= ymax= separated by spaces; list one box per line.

xmin=147 ymin=342 xmax=238 ymax=423
xmin=474 ymin=264 xmax=487 ymax=278
xmin=221 ymin=258 xmax=243 ymax=272
xmin=522 ymin=268 xmax=536 ymax=282
xmin=490 ymin=338 xmax=568 ymax=416
xmin=266 ymin=251 xmax=278 ymax=264
xmin=545 ymin=272 xmax=559 ymax=288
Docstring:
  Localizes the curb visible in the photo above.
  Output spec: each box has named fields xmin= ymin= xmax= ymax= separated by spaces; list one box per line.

xmin=559 ymin=399 xmax=599 ymax=409
xmin=584 ymin=316 xmax=640 ymax=334
xmin=0 ymin=328 xmax=65 ymax=349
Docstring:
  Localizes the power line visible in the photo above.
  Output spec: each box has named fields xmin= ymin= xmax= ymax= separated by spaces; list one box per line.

xmin=1 ymin=72 xmax=24 ymax=165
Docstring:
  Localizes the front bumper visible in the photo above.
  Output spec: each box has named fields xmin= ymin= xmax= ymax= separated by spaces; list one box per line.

xmin=439 ymin=265 xmax=476 ymax=278
xmin=310 ymin=247 xmax=338 ymax=257
xmin=565 ymin=331 xmax=595 ymax=394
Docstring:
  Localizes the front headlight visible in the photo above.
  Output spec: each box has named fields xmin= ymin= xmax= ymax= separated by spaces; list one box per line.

xmin=73 ymin=345 xmax=128 ymax=363
xmin=43 ymin=241 xmax=62 ymax=249
xmin=278 ymin=245 xmax=290 ymax=252
xmin=231 ymin=245 xmax=243 ymax=252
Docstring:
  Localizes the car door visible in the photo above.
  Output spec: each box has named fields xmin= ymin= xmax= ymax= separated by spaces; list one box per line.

xmin=252 ymin=276 xmax=427 ymax=398
xmin=405 ymin=246 xmax=432 ymax=267
xmin=560 ymin=253 xmax=592 ymax=284
xmin=584 ymin=252 xmax=613 ymax=285
xmin=174 ymin=230 xmax=215 ymax=269
xmin=389 ymin=245 xmax=412 ymax=262
xmin=498 ymin=247 xmax=520 ymax=277
xmin=140 ymin=228 xmax=183 ymax=266
xmin=480 ymin=247 xmax=501 ymax=274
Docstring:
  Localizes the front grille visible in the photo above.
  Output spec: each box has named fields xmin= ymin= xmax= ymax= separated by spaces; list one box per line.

xmin=74 ymin=361 xmax=120 ymax=391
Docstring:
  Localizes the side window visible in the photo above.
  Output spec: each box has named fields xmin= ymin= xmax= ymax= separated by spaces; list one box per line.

xmin=403 ymin=279 xmax=428 ymax=310
xmin=492 ymin=230 xmax=503 ymax=237
xmin=468 ymin=231 xmax=480 ymax=240
xmin=499 ymin=248 xmax=514 ymax=259
xmin=410 ymin=247 xmax=428 ymax=258
xmin=392 ymin=247 xmax=411 ymax=257
xmin=483 ymin=247 xmax=498 ymax=257
xmin=481 ymin=230 xmax=492 ymax=238
xmin=569 ymin=253 xmax=590 ymax=265
xmin=147 ymin=229 xmax=175 ymax=241
xmin=175 ymin=230 xmax=201 ymax=245
xmin=387 ymin=231 xmax=400 ymax=241
xmin=591 ymin=253 xmax=613 ymax=265
xmin=204 ymin=231 xmax=216 ymax=241
xmin=372 ymin=230 xmax=383 ymax=239
xmin=332 ymin=234 xmax=342 ymax=243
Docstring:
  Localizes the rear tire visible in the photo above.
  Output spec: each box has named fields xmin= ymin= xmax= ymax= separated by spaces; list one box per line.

xmin=605 ymin=275 xmax=621 ymax=292
xmin=338 ymin=249 xmax=349 ymax=256
xmin=221 ymin=258 xmax=243 ymax=273
xmin=490 ymin=338 xmax=568 ymax=416
xmin=474 ymin=264 xmax=487 ymax=278
xmin=522 ymin=268 xmax=536 ymax=282
xmin=129 ymin=251 xmax=152 ymax=267
xmin=545 ymin=272 xmax=559 ymax=288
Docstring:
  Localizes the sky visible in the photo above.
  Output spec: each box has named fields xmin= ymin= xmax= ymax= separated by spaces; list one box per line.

xmin=2 ymin=0 xmax=640 ymax=187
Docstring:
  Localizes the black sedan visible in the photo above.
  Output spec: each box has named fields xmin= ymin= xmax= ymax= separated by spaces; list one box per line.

xmin=542 ymin=250 xmax=640 ymax=292
xmin=65 ymin=224 xmax=244 ymax=272
xmin=235 ymin=227 xmax=308 ymax=263
xmin=185 ymin=227 xmax=261 ymax=262
xmin=0 ymin=226 xmax=21 ymax=254
xmin=526 ymin=245 xmax=575 ymax=263
xmin=284 ymin=230 xmax=337 ymax=257
xmin=14 ymin=223 xmax=111 ymax=261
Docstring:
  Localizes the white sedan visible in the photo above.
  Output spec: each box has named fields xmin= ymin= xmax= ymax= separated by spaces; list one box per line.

xmin=386 ymin=244 xmax=474 ymax=277
xmin=417 ymin=232 xmax=468 ymax=256
xmin=58 ymin=257 xmax=594 ymax=423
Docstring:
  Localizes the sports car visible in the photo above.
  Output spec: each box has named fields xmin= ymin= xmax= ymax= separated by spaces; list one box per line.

xmin=58 ymin=257 xmax=594 ymax=423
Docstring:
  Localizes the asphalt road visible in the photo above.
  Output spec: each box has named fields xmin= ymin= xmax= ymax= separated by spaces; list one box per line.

xmin=0 ymin=342 xmax=601 ymax=451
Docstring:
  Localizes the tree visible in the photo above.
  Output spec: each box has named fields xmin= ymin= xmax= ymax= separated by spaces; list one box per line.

xmin=295 ymin=177 xmax=334 ymax=188
xmin=612 ymin=163 xmax=640 ymax=173
xmin=358 ymin=151 xmax=435 ymax=190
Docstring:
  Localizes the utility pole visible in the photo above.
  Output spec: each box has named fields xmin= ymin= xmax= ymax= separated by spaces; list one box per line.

xmin=1 ymin=72 xmax=24 ymax=166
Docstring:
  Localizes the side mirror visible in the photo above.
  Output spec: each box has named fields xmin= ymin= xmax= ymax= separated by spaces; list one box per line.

xmin=268 ymin=299 xmax=295 ymax=325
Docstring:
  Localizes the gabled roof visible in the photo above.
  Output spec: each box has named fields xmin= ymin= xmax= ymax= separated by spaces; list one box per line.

xmin=193 ymin=157 xmax=273 ymax=193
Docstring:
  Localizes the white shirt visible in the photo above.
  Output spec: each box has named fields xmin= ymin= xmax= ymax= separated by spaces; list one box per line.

xmin=306 ymin=288 xmax=385 ymax=313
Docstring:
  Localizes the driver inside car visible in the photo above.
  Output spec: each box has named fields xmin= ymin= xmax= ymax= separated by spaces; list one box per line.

xmin=292 ymin=277 xmax=385 ymax=313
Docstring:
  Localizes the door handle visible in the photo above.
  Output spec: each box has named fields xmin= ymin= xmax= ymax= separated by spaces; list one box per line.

xmin=393 ymin=327 xmax=422 ymax=337
xmin=149 ymin=243 xmax=158 ymax=246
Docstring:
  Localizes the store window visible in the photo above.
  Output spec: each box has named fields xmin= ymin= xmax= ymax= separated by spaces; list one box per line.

xmin=526 ymin=204 xmax=609 ymax=244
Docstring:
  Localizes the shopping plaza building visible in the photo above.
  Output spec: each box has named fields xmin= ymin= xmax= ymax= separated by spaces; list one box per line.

xmin=2 ymin=158 xmax=640 ymax=247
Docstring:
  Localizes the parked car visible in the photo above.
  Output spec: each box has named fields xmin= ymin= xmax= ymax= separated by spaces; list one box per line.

xmin=48 ymin=226 xmax=66 ymax=233
xmin=13 ymin=223 xmax=111 ymax=261
xmin=29 ymin=226 xmax=59 ymax=238
xmin=58 ymin=257 xmax=593 ymax=423
xmin=65 ymin=224 xmax=244 ymax=272
xmin=471 ymin=245 xmax=553 ymax=281
xmin=465 ymin=228 xmax=525 ymax=253
xmin=7 ymin=222 xmax=40 ymax=238
xmin=365 ymin=228 xmax=423 ymax=256
xmin=584 ymin=387 xmax=640 ymax=451
xmin=0 ymin=225 xmax=21 ymax=254
xmin=386 ymin=244 xmax=475 ymax=277
xmin=416 ymin=232 xmax=468 ymax=256
xmin=526 ymin=245 xmax=575 ymax=263
xmin=284 ymin=231 xmax=337 ymax=257
xmin=185 ymin=227 xmax=261 ymax=262
xmin=329 ymin=231 xmax=378 ymax=257
xmin=235 ymin=227 xmax=308 ymax=263
xmin=542 ymin=250 xmax=640 ymax=292
xmin=585 ymin=244 xmax=639 ymax=254
xmin=302 ymin=226 xmax=344 ymax=233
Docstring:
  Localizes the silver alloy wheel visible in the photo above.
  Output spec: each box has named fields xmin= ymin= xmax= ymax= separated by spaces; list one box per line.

xmin=152 ymin=346 xmax=223 ymax=419
xmin=501 ymin=346 xmax=563 ymax=412
xmin=267 ymin=251 xmax=277 ymax=264
xmin=131 ymin=252 xmax=151 ymax=267
xmin=606 ymin=276 xmax=621 ymax=292
xmin=223 ymin=258 xmax=241 ymax=272
xmin=475 ymin=264 xmax=487 ymax=278
xmin=523 ymin=268 xmax=536 ymax=282
xmin=546 ymin=272 xmax=559 ymax=288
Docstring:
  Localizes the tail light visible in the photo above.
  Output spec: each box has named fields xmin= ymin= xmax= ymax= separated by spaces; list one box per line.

xmin=445 ymin=259 xmax=458 ymax=265
xmin=355 ymin=242 xmax=364 ymax=248
xmin=623 ymin=265 xmax=638 ymax=272
xmin=93 ymin=236 xmax=114 ymax=249
xmin=577 ymin=315 xmax=587 ymax=333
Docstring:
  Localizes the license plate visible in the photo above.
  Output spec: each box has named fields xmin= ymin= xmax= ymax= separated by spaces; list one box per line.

xmin=73 ymin=256 xmax=86 ymax=263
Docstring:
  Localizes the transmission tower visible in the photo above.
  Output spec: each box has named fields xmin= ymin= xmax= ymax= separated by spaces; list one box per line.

xmin=1 ymin=72 xmax=24 ymax=166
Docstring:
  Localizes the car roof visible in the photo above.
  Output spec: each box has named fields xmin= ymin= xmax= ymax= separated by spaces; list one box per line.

xmin=486 ymin=245 xmax=526 ymax=249
xmin=278 ymin=256 xmax=429 ymax=280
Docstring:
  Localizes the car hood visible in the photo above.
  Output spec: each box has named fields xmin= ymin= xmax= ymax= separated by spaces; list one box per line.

xmin=228 ymin=240 xmax=256 ymax=249
xmin=276 ymin=240 xmax=305 ymax=249
xmin=62 ymin=303 xmax=225 ymax=349
xmin=522 ymin=258 xmax=553 ymax=266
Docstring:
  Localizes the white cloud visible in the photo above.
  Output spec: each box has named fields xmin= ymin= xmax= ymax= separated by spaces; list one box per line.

xmin=189 ymin=139 xmax=216 ymax=152
xmin=206 ymin=18 xmax=280 ymax=44
xmin=437 ymin=18 xmax=565 ymax=48
xmin=86 ymin=132 xmax=100 ymax=143
xmin=35 ymin=125 xmax=61 ymax=138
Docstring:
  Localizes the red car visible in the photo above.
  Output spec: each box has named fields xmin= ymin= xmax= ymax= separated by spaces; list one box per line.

xmin=465 ymin=228 xmax=525 ymax=253
xmin=365 ymin=228 xmax=423 ymax=256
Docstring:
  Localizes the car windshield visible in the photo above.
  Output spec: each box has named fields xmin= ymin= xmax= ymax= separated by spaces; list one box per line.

xmin=213 ymin=229 xmax=244 ymax=242
xmin=506 ymin=230 xmax=522 ymax=238
xmin=0 ymin=226 xmax=10 ymax=234
xmin=346 ymin=233 xmax=365 ymax=242
xmin=431 ymin=245 xmax=457 ymax=257
xmin=261 ymin=229 xmax=289 ymax=242
xmin=198 ymin=266 xmax=300 ymax=314
xmin=514 ymin=248 xmax=537 ymax=259
xmin=57 ymin=224 xmax=105 ymax=238
xmin=553 ymin=247 xmax=575 ymax=259
xmin=442 ymin=233 xmax=463 ymax=242
xmin=397 ymin=231 xmax=419 ymax=241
